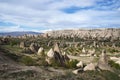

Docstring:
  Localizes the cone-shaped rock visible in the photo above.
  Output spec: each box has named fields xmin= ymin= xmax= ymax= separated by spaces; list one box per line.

xmin=82 ymin=47 xmax=86 ymax=53
xmin=29 ymin=43 xmax=39 ymax=53
xmin=20 ymin=42 xmax=26 ymax=48
xmin=97 ymin=50 xmax=111 ymax=70
xmin=76 ymin=61 xmax=83 ymax=68
xmin=54 ymin=43 xmax=61 ymax=54
xmin=62 ymin=52 xmax=70 ymax=62
xmin=84 ymin=63 xmax=96 ymax=71
xmin=47 ymin=48 xmax=55 ymax=58
xmin=37 ymin=47 xmax=44 ymax=56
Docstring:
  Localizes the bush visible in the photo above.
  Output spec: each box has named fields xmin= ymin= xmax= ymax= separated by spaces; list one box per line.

xmin=65 ymin=59 xmax=79 ymax=68
xmin=108 ymin=49 xmax=119 ymax=53
xmin=108 ymin=60 xmax=120 ymax=69
xmin=20 ymin=56 xmax=36 ymax=66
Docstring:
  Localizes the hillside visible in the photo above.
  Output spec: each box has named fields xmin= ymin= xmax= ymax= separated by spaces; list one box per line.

xmin=0 ymin=31 xmax=41 ymax=36
xmin=46 ymin=28 xmax=120 ymax=39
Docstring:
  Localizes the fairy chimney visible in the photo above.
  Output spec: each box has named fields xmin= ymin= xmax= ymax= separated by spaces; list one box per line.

xmin=29 ymin=43 xmax=39 ymax=53
xmin=20 ymin=42 xmax=26 ymax=48
xmin=97 ymin=50 xmax=111 ymax=70
xmin=82 ymin=47 xmax=86 ymax=54
xmin=76 ymin=61 xmax=83 ymax=68
xmin=54 ymin=43 xmax=61 ymax=54
xmin=84 ymin=63 xmax=96 ymax=71
xmin=47 ymin=48 xmax=55 ymax=58
xmin=37 ymin=47 xmax=45 ymax=56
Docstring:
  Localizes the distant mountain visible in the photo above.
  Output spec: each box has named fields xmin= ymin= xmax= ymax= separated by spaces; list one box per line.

xmin=0 ymin=31 xmax=42 ymax=36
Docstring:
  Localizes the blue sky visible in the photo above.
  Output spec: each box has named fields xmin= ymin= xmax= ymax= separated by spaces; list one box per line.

xmin=0 ymin=0 xmax=120 ymax=32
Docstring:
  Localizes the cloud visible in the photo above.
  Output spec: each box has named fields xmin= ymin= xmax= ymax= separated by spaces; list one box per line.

xmin=0 ymin=0 xmax=120 ymax=32
xmin=0 ymin=25 xmax=24 ymax=32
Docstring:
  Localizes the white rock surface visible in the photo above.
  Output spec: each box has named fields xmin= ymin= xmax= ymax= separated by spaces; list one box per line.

xmin=76 ymin=61 xmax=83 ymax=68
xmin=47 ymin=48 xmax=54 ymax=58
xmin=84 ymin=63 xmax=96 ymax=71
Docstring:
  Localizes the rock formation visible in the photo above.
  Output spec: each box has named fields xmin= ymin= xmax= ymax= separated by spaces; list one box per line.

xmin=82 ymin=47 xmax=86 ymax=54
xmin=54 ymin=43 xmax=61 ymax=54
xmin=37 ymin=47 xmax=44 ymax=56
xmin=20 ymin=42 xmax=26 ymax=48
xmin=46 ymin=28 xmax=120 ymax=40
xmin=97 ymin=50 xmax=111 ymax=70
xmin=47 ymin=48 xmax=55 ymax=58
xmin=29 ymin=43 xmax=39 ymax=53
xmin=46 ymin=43 xmax=70 ymax=66
xmin=72 ymin=69 xmax=83 ymax=74
xmin=76 ymin=61 xmax=83 ymax=68
xmin=84 ymin=63 xmax=96 ymax=71
xmin=88 ymin=48 xmax=95 ymax=56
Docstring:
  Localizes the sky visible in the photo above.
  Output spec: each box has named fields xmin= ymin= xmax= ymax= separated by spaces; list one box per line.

xmin=0 ymin=0 xmax=120 ymax=32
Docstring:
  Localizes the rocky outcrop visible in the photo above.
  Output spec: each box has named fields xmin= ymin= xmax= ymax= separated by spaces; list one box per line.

xmin=88 ymin=48 xmax=95 ymax=56
xmin=72 ymin=69 xmax=83 ymax=74
xmin=20 ymin=42 xmax=26 ymax=48
xmin=46 ymin=43 xmax=70 ymax=66
xmin=76 ymin=61 xmax=83 ymax=68
xmin=97 ymin=50 xmax=111 ymax=70
xmin=29 ymin=43 xmax=39 ymax=53
xmin=84 ymin=63 xmax=96 ymax=71
xmin=47 ymin=48 xmax=55 ymax=58
xmin=54 ymin=43 xmax=61 ymax=54
xmin=37 ymin=47 xmax=44 ymax=56
xmin=82 ymin=47 xmax=86 ymax=54
xmin=46 ymin=28 xmax=120 ymax=40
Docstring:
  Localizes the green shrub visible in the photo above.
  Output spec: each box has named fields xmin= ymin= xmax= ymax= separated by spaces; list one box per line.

xmin=65 ymin=59 xmax=79 ymax=68
xmin=108 ymin=49 xmax=119 ymax=53
xmin=108 ymin=60 xmax=120 ymax=69
xmin=50 ymin=58 xmax=61 ymax=68
xmin=20 ymin=56 xmax=36 ymax=66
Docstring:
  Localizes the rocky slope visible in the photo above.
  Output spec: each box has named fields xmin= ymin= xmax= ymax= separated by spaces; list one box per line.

xmin=46 ymin=28 xmax=120 ymax=39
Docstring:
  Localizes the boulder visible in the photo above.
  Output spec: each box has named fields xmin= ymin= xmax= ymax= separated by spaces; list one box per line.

xmin=72 ymin=69 xmax=83 ymax=74
xmin=82 ymin=47 xmax=86 ymax=54
xmin=76 ymin=61 xmax=83 ymax=68
xmin=84 ymin=63 xmax=96 ymax=71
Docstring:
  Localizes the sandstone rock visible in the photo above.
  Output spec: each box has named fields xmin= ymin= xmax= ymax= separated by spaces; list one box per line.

xmin=45 ymin=57 xmax=53 ymax=65
xmin=46 ymin=28 xmax=120 ymax=40
xmin=76 ymin=61 xmax=83 ymax=68
xmin=20 ymin=42 xmax=26 ymax=48
xmin=72 ymin=69 xmax=82 ymax=74
xmin=47 ymin=41 xmax=52 ymax=47
xmin=88 ymin=48 xmax=95 ymax=56
xmin=82 ymin=47 xmax=86 ymax=54
xmin=37 ymin=47 xmax=44 ymax=56
xmin=54 ymin=43 xmax=61 ymax=54
xmin=97 ymin=50 xmax=111 ymax=70
xmin=62 ymin=52 xmax=70 ymax=62
xmin=29 ymin=43 xmax=39 ymax=53
xmin=47 ymin=48 xmax=55 ymax=58
xmin=46 ymin=44 xmax=70 ymax=66
xmin=84 ymin=63 xmax=96 ymax=71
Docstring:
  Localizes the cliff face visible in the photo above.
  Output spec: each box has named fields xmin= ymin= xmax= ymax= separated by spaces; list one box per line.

xmin=46 ymin=28 xmax=120 ymax=39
